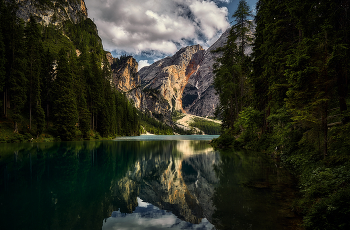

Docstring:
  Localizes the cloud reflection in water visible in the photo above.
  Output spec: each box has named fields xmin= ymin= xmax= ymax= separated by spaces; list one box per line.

xmin=102 ymin=197 xmax=215 ymax=230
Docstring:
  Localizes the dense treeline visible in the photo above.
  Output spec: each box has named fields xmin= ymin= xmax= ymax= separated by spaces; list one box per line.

xmin=140 ymin=112 xmax=174 ymax=135
xmin=190 ymin=117 xmax=221 ymax=135
xmin=213 ymin=0 xmax=350 ymax=229
xmin=0 ymin=0 xmax=139 ymax=141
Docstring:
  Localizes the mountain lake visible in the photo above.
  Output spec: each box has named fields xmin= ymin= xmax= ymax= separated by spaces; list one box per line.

xmin=0 ymin=135 xmax=302 ymax=230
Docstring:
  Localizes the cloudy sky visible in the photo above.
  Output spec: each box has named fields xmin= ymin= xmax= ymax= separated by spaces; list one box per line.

xmin=84 ymin=0 xmax=257 ymax=69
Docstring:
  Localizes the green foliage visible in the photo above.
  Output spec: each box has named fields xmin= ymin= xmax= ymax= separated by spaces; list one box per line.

xmin=303 ymin=187 xmax=350 ymax=230
xmin=139 ymin=112 xmax=173 ymax=135
xmin=171 ymin=110 xmax=185 ymax=122
xmin=213 ymin=0 xmax=252 ymax=131
xmin=236 ymin=107 xmax=262 ymax=131
xmin=190 ymin=117 xmax=221 ymax=135
xmin=53 ymin=49 xmax=78 ymax=141
xmin=213 ymin=0 xmax=350 ymax=228
xmin=0 ymin=2 xmax=140 ymax=141
xmin=211 ymin=130 xmax=239 ymax=150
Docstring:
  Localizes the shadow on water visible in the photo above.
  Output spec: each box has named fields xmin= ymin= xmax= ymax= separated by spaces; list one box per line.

xmin=0 ymin=139 xmax=301 ymax=230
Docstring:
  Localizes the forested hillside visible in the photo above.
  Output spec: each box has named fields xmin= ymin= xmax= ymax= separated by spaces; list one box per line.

xmin=213 ymin=0 xmax=350 ymax=229
xmin=0 ymin=0 xmax=139 ymax=142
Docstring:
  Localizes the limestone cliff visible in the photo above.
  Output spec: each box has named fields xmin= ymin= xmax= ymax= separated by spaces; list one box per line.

xmin=112 ymin=57 xmax=140 ymax=93
xmin=140 ymin=45 xmax=204 ymax=113
xmin=109 ymin=55 xmax=173 ymax=125
xmin=138 ymin=31 xmax=232 ymax=117
xmin=10 ymin=0 xmax=88 ymax=25
xmin=108 ymin=29 xmax=234 ymax=119
xmin=183 ymin=29 xmax=230 ymax=117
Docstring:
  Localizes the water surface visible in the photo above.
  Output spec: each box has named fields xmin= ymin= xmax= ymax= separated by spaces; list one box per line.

xmin=0 ymin=135 xmax=299 ymax=230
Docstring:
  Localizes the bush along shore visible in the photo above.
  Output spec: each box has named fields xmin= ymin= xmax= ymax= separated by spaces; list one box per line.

xmin=211 ymin=1 xmax=350 ymax=229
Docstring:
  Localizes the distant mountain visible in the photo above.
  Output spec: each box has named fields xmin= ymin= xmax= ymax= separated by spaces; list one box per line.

xmin=8 ymin=0 xmax=88 ymax=25
xmin=139 ymin=29 xmax=230 ymax=118
xmin=109 ymin=29 xmax=230 ymax=121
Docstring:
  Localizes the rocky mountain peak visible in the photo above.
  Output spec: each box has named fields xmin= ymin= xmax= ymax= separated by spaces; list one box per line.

xmin=108 ymin=30 xmax=233 ymax=123
xmin=112 ymin=56 xmax=140 ymax=93
xmin=139 ymin=44 xmax=205 ymax=112
xmin=12 ymin=0 xmax=88 ymax=25
xmin=137 ymin=30 xmax=231 ymax=117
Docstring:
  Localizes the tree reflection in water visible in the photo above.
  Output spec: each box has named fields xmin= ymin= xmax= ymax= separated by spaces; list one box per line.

xmin=0 ymin=139 xmax=298 ymax=230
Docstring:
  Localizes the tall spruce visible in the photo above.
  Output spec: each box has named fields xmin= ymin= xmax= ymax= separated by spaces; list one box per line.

xmin=9 ymin=18 xmax=27 ymax=133
xmin=213 ymin=0 xmax=252 ymax=132
xmin=75 ymin=49 xmax=91 ymax=138
xmin=0 ymin=5 xmax=6 ymax=114
xmin=25 ymin=16 xmax=45 ymax=134
xmin=53 ymin=49 xmax=78 ymax=140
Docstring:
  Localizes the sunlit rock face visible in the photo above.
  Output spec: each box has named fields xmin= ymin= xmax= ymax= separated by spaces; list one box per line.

xmin=139 ymin=31 xmax=231 ymax=117
xmin=112 ymin=57 xmax=140 ymax=93
xmin=109 ymin=55 xmax=173 ymax=125
xmin=111 ymin=141 xmax=220 ymax=224
xmin=110 ymin=30 xmax=231 ymax=119
xmin=140 ymin=45 xmax=204 ymax=113
xmin=183 ymin=29 xmax=230 ymax=117
xmin=11 ymin=0 xmax=88 ymax=25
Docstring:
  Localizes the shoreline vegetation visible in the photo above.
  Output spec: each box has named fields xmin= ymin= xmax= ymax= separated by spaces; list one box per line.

xmin=0 ymin=109 xmax=220 ymax=143
xmin=210 ymin=1 xmax=350 ymax=229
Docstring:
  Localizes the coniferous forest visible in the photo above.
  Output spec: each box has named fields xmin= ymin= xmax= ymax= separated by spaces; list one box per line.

xmin=212 ymin=0 xmax=350 ymax=229
xmin=0 ymin=0 xmax=140 ymax=142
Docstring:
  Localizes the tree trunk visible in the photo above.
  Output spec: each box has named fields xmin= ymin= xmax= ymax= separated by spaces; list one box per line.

xmin=29 ymin=96 xmax=32 ymax=130
xmin=92 ymin=112 xmax=94 ymax=130
xmin=322 ymin=108 xmax=328 ymax=159
xmin=14 ymin=121 xmax=18 ymax=133
xmin=3 ymin=91 xmax=5 ymax=116
xmin=46 ymin=104 xmax=49 ymax=120
xmin=5 ymin=88 xmax=7 ymax=118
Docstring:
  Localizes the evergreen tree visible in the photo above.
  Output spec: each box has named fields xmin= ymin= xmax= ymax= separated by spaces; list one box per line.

xmin=232 ymin=0 xmax=254 ymax=57
xmin=25 ymin=16 xmax=45 ymax=134
xmin=53 ymin=49 xmax=78 ymax=140
xmin=41 ymin=48 xmax=54 ymax=121
xmin=9 ymin=18 xmax=27 ymax=133
xmin=0 ymin=8 xmax=6 ymax=114
xmin=250 ymin=0 xmax=297 ymax=133
xmin=86 ymin=52 xmax=103 ymax=131
xmin=213 ymin=0 xmax=252 ymax=132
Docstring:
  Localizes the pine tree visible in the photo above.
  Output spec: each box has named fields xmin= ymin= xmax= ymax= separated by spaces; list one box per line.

xmin=25 ymin=16 xmax=45 ymax=134
xmin=41 ymin=48 xmax=54 ymax=121
xmin=69 ymin=49 xmax=90 ymax=138
xmin=284 ymin=0 xmax=348 ymax=158
xmin=86 ymin=52 xmax=103 ymax=131
xmin=53 ymin=49 xmax=78 ymax=140
xmin=232 ymin=0 xmax=254 ymax=57
xmin=0 ymin=8 xmax=6 ymax=114
xmin=9 ymin=18 xmax=27 ymax=133
xmin=250 ymin=0 xmax=297 ymax=132
xmin=213 ymin=0 xmax=253 ymax=132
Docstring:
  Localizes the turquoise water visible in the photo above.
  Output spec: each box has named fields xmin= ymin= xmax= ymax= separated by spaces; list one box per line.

xmin=0 ymin=136 xmax=298 ymax=230
xmin=114 ymin=134 xmax=220 ymax=141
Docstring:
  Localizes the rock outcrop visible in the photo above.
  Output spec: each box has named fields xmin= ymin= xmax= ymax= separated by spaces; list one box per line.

xmin=183 ymin=29 xmax=230 ymax=117
xmin=11 ymin=0 xmax=88 ymax=25
xmin=139 ymin=30 xmax=231 ymax=117
xmin=110 ymin=55 xmax=173 ymax=125
xmin=140 ymin=45 xmax=204 ymax=113
xmin=112 ymin=57 xmax=140 ymax=93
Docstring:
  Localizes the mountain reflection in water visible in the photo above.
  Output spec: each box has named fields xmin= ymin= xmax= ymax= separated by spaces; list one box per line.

xmin=103 ymin=197 xmax=214 ymax=230
xmin=0 ymin=136 xmax=298 ymax=230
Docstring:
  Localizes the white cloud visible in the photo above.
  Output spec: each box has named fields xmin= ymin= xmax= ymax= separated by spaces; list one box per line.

xmin=138 ymin=60 xmax=151 ymax=71
xmin=189 ymin=1 xmax=229 ymax=39
xmin=85 ymin=0 xmax=230 ymax=57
